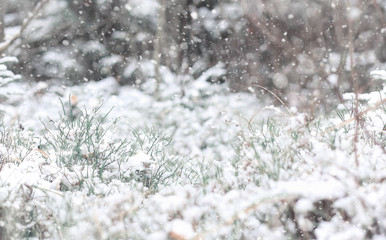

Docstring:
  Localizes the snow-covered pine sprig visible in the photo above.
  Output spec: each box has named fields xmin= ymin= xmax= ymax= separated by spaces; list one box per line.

xmin=0 ymin=56 xmax=21 ymax=87
xmin=370 ymin=69 xmax=386 ymax=81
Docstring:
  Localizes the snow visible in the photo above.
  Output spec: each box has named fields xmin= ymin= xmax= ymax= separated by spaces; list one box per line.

xmin=327 ymin=74 xmax=338 ymax=86
xmin=274 ymin=180 xmax=347 ymax=200
xmin=295 ymin=198 xmax=314 ymax=213
xmin=126 ymin=0 xmax=158 ymax=19
xmin=128 ymin=151 xmax=152 ymax=169
xmin=0 ymin=56 xmax=18 ymax=64
xmin=371 ymin=70 xmax=386 ymax=81
xmin=167 ymin=219 xmax=195 ymax=239
xmin=81 ymin=41 xmax=107 ymax=55
xmin=0 ymin=56 xmax=385 ymax=239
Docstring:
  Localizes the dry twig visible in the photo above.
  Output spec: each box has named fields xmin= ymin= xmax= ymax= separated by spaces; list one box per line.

xmin=323 ymin=98 xmax=386 ymax=134
xmin=252 ymin=84 xmax=294 ymax=117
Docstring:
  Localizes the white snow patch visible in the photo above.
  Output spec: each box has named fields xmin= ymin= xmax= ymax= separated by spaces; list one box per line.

xmin=167 ymin=219 xmax=195 ymax=239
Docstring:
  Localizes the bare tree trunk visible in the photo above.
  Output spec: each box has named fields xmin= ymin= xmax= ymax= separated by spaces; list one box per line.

xmin=178 ymin=0 xmax=193 ymax=70
xmin=0 ymin=0 xmax=6 ymax=42
xmin=153 ymin=0 xmax=167 ymax=96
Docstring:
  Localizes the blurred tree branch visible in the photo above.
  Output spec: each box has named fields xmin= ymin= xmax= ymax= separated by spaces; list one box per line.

xmin=0 ymin=0 xmax=50 ymax=53
xmin=153 ymin=0 xmax=166 ymax=96
xmin=0 ymin=0 xmax=6 ymax=42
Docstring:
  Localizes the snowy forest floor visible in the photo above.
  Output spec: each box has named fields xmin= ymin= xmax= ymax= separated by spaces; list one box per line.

xmin=0 ymin=67 xmax=385 ymax=239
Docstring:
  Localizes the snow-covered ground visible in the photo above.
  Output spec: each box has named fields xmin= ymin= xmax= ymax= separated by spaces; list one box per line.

xmin=0 ymin=64 xmax=385 ymax=239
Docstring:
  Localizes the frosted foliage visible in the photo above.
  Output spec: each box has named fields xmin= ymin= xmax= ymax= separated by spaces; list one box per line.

xmin=0 ymin=0 xmax=385 ymax=239
xmin=0 ymin=57 xmax=20 ymax=86
xmin=371 ymin=70 xmax=386 ymax=81
xmin=0 ymin=66 xmax=385 ymax=239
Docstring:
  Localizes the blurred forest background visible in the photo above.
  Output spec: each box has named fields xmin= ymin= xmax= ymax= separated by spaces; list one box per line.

xmin=0 ymin=0 xmax=385 ymax=113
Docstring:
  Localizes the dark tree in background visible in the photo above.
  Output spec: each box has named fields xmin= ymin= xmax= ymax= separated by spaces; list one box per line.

xmin=0 ymin=1 xmax=5 ymax=42
xmin=1 ymin=0 xmax=385 ymax=112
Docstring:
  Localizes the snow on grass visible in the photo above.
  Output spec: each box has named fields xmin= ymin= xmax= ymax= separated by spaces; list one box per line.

xmin=0 ymin=66 xmax=385 ymax=239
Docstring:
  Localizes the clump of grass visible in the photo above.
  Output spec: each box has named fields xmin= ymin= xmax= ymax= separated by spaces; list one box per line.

xmin=0 ymin=56 xmax=32 ymax=171
xmin=235 ymin=117 xmax=304 ymax=181
xmin=130 ymin=126 xmax=184 ymax=192
xmin=0 ymin=119 xmax=35 ymax=171
xmin=41 ymin=99 xmax=132 ymax=180
xmin=40 ymin=98 xmax=183 ymax=193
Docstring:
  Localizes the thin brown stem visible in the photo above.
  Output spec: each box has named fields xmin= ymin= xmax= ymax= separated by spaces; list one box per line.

xmin=346 ymin=0 xmax=360 ymax=166
xmin=324 ymin=98 xmax=386 ymax=134
xmin=371 ymin=0 xmax=386 ymax=28
xmin=252 ymin=84 xmax=294 ymax=117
